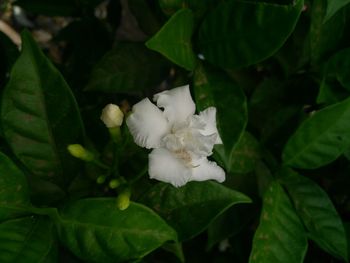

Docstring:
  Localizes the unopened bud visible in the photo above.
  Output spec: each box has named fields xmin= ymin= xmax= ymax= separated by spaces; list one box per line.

xmin=109 ymin=179 xmax=121 ymax=189
xmin=96 ymin=175 xmax=106 ymax=184
xmin=67 ymin=144 xmax=94 ymax=161
xmin=116 ymin=188 xmax=131 ymax=210
xmin=101 ymin=104 xmax=124 ymax=128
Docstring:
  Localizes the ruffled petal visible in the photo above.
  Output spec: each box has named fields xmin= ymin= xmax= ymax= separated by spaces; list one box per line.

xmin=198 ymin=107 xmax=222 ymax=144
xmin=126 ymin=98 xmax=170 ymax=149
xmin=190 ymin=157 xmax=225 ymax=183
xmin=149 ymin=148 xmax=192 ymax=187
xmin=154 ymin=85 xmax=195 ymax=125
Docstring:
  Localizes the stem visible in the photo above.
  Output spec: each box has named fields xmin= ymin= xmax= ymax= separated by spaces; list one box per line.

xmin=92 ymin=159 xmax=110 ymax=170
xmin=129 ymin=166 xmax=148 ymax=185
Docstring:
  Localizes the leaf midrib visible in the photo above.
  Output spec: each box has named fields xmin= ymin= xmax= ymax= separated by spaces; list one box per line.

xmin=27 ymin=42 xmax=64 ymax=183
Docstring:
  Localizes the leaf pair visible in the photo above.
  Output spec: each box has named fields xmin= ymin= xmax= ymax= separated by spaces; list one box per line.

xmin=250 ymin=169 xmax=348 ymax=262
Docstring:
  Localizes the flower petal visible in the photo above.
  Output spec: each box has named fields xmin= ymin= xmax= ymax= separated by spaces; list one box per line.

xmin=126 ymin=98 xmax=170 ymax=149
xmin=154 ymin=85 xmax=195 ymax=125
xmin=149 ymin=148 xmax=192 ymax=187
xmin=198 ymin=107 xmax=222 ymax=144
xmin=190 ymin=157 xmax=225 ymax=183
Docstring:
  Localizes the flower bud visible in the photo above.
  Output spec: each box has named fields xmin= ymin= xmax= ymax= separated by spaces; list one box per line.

xmin=100 ymin=104 xmax=124 ymax=128
xmin=96 ymin=175 xmax=106 ymax=184
xmin=116 ymin=188 xmax=131 ymax=210
xmin=67 ymin=144 xmax=94 ymax=161
xmin=109 ymin=179 xmax=121 ymax=189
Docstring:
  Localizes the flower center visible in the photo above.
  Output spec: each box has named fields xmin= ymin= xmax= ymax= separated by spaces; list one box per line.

xmin=162 ymin=116 xmax=217 ymax=166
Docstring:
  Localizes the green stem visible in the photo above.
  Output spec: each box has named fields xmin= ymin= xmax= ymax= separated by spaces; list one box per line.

xmin=92 ymin=159 xmax=110 ymax=170
xmin=129 ymin=166 xmax=148 ymax=185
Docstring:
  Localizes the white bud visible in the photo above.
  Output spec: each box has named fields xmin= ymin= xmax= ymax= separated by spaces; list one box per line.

xmin=100 ymin=104 xmax=124 ymax=128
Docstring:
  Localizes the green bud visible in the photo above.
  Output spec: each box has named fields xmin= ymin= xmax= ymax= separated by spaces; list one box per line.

xmin=67 ymin=144 xmax=94 ymax=161
xmin=109 ymin=179 xmax=121 ymax=189
xmin=96 ymin=175 xmax=106 ymax=184
xmin=116 ymin=188 xmax=131 ymax=210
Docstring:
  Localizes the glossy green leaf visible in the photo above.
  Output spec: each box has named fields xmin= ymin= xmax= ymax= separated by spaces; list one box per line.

xmin=1 ymin=31 xmax=85 ymax=187
xmin=56 ymin=198 xmax=177 ymax=263
xmin=249 ymin=181 xmax=308 ymax=263
xmin=282 ymin=96 xmax=350 ymax=169
xmin=226 ymin=132 xmax=260 ymax=174
xmin=0 ymin=152 xmax=31 ymax=222
xmin=280 ymin=169 xmax=348 ymax=261
xmin=324 ymin=0 xmax=350 ymax=22
xmin=193 ymin=64 xmax=247 ymax=171
xmin=310 ymin=0 xmax=345 ymax=65
xmin=316 ymin=80 xmax=345 ymax=105
xmin=146 ymin=8 xmax=197 ymax=70
xmin=86 ymin=42 xmax=169 ymax=93
xmin=323 ymin=48 xmax=350 ymax=91
xmin=141 ymin=181 xmax=251 ymax=241
xmin=0 ymin=216 xmax=57 ymax=263
xmin=198 ymin=0 xmax=303 ymax=68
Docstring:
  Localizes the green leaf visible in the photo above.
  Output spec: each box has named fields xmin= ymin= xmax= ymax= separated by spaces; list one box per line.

xmin=316 ymin=80 xmax=346 ymax=105
xmin=207 ymin=204 xmax=256 ymax=250
xmin=310 ymin=0 xmax=345 ymax=66
xmin=249 ymin=181 xmax=308 ymax=263
xmin=323 ymin=48 xmax=350 ymax=92
xmin=282 ymin=96 xmax=350 ymax=169
xmin=0 ymin=152 xmax=32 ymax=222
xmin=146 ymin=8 xmax=197 ymax=71
xmin=346 ymin=223 xmax=350 ymax=256
xmin=86 ymin=42 xmax=170 ymax=93
xmin=56 ymin=198 xmax=177 ymax=263
xmin=324 ymin=0 xmax=350 ymax=22
xmin=0 ymin=216 xmax=57 ymax=263
xmin=141 ymin=181 xmax=251 ymax=241
xmin=128 ymin=0 xmax=161 ymax=35
xmin=158 ymin=0 xmax=215 ymax=18
xmin=29 ymin=177 xmax=67 ymax=206
xmin=227 ymin=132 xmax=260 ymax=174
xmin=161 ymin=242 xmax=185 ymax=263
xmin=193 ymin=64 xmax=247 ymax=172
xmin=198 ymin=0 xmax=303 ymax=68
xmin=1 ymin=31 xmax=85 ymax=188
xmin=279 ymin=169 xmax=348 ymax=261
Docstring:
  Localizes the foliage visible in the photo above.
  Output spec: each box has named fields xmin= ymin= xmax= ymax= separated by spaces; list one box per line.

xmin=0 ymin=0 xmax=349 ymax=262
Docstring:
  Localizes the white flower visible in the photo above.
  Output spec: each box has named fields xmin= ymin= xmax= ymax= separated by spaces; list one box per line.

xmin=126 ymin=85 xmax=225 ymax=187
xmin=100 ymin=104 xmax=124 ymax=128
